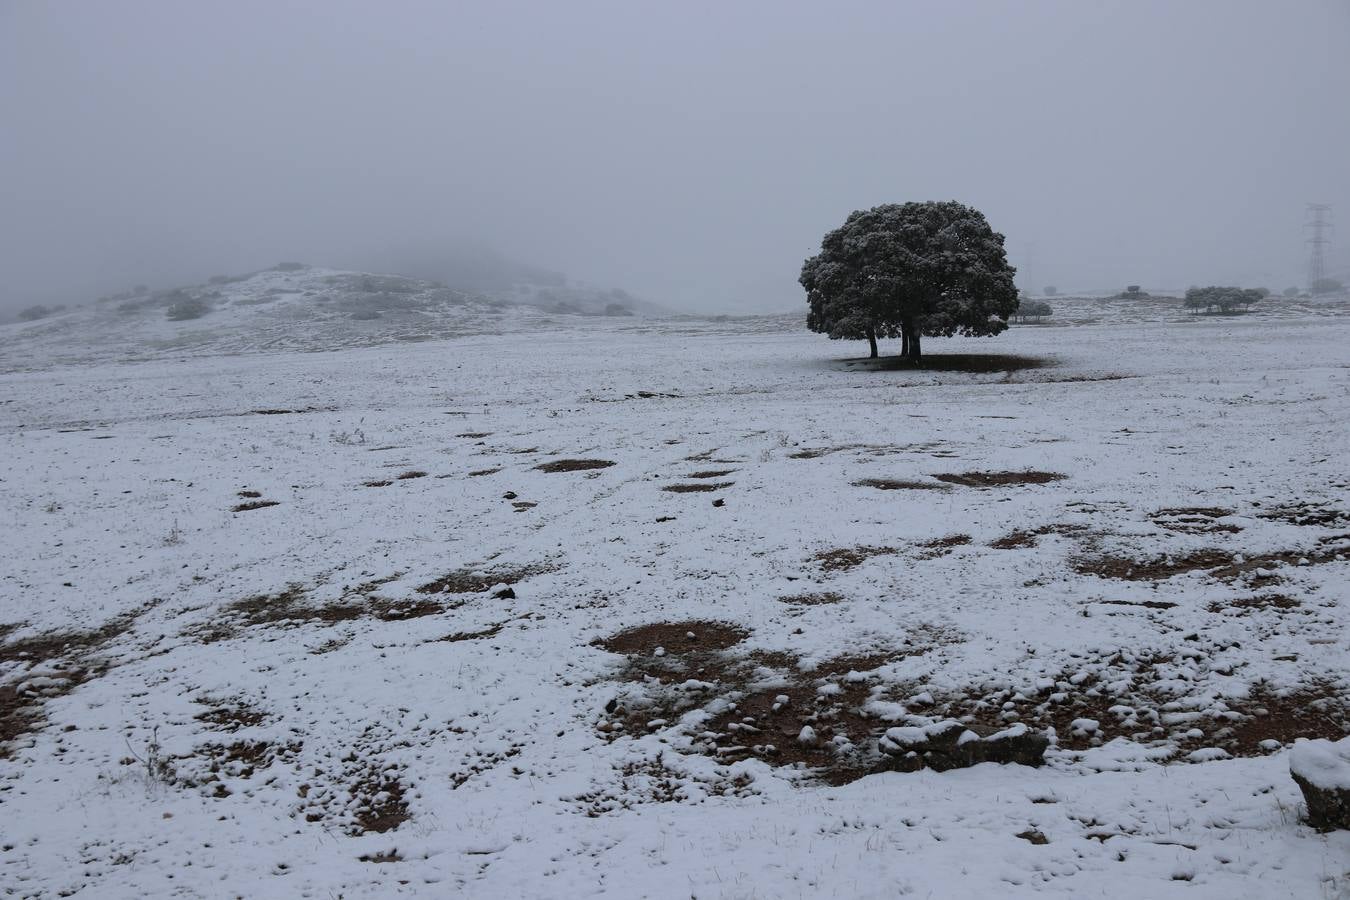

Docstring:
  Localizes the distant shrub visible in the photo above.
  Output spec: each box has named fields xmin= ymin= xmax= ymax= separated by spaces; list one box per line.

xmin=604 ymin=302 xmax=634 ymax=317
xmin=1283 ymin=286 xmax=1299 ymax=297
xmin=18 ymin=304 xmax=52 ymax=321
xmin=166 ymin=297 xmax=210 ymax=320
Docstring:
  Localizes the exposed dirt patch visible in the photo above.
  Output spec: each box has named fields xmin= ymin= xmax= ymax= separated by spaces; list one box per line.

xmin=662 ymin=482 xmax=733 ymax=493
xmin=934 ymin=471 xmax=1067 ymax=487
xmin=1258 ymin=501 xmax=1350 ymax=528
xmin=358 ymin=850 xmax=404 ymax=864
xmin=535 ymin=459 xmax=615 ymax=473
xmin=854 ymin=353 xmax=1051 ymax=374
xmin=814 ymin=546 xmax=898 ymax=572
xmin=190 ymin=585 xmax=449 ymax=643
xmin=1151 ymin=507 xmax=1241 ymax=534
xmin=236 ymin=490 xmax=262 ymax=499
xmin=456 ymin=432 xmax=492 ymax=439
xmin=350 ymin=774 xmax=411 ymax=834
xmin=1076 ymin=538 xmax=1347 ymax=584
xmin=917 ymin=534 xmax=972 ymax=559
xmin=1208 ymin=594 xmax=1302 ymax=614
xmin=363 ymin=480 xmax=393 ymax=488
xmin=2 ymin=611 xmax=139 ymax=757
xmin=416 ymin=564 xmax=545 ymax=595
xmin=467 ymin=468 xmax=500 ymax=477
xmin=989 ymin=523 xmax=1091 ymax=550
xmin=232 ymin=499 xmax=281 ymax=511
xmin=597 ymin=621 xmax=750 ymax=657
xmin=778 ymin=592 xmax=845 ymax=606
xmin=396 ymin=470 xmax=427 ymax=480
xmin=1095 ymin=599 xmax=1178 ymax=610
xmin=194 ymin=699 xmax=268 ymax=732
xmin=687 ymin=469 xmax=736 ymax=479
xmin=853 ymin=478 xmax=948 ymax=491
xmin=435 ymin=623 xmax=505 ymax=642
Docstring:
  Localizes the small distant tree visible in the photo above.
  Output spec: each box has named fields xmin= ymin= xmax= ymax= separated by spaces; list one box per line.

xmin=800 ymin=201 xmax=1019 ymax=361
xmin=1043 ymin=285 xmax=1058 ymax=297
xmin=1013 ymin=299 xmax=1052 ymax=323
xmin=1283 ymin=286 xmax=1299 ymax=298
xmin=166 ymin=297 xmax=210 ymax=320
xmin=18 ymin=304 xmax=52 ymax=321
xmin=1312 ymin=277 xmax=1345 ymax=295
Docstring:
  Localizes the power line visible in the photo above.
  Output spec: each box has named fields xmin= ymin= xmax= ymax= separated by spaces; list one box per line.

xmin=1306 ymin=203 xmax=1332 ymax=291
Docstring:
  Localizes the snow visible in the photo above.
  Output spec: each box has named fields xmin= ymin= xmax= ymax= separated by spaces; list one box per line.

xmin=1290 ymin=737 xmax=1350 ymax=792
xmin=1 ymin=299 xmax=1349 ymax=897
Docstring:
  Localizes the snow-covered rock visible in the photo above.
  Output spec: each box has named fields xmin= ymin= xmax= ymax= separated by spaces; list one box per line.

xmin=1290 ymin=737 xmax=1350 ymax=830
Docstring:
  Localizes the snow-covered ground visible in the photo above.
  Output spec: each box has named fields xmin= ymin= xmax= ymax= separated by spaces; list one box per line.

xmin=2 ymin=303 xmax=1348 ymax=898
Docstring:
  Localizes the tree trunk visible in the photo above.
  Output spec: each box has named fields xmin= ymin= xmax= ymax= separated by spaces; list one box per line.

xmin=866 ymin=327 xmax=878 ymax=359
xmin=909 ymin=331 xmax=922 ymax=362
xmin=900 ymin=327 xmax=910 ymax=359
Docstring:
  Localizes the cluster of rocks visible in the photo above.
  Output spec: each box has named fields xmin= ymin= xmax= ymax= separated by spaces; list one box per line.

xmin=878 ymin=720 xmax=1050 ymax=772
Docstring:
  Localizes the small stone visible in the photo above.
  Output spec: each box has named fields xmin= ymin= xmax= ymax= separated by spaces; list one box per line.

xmin=798 ymin=726 xmax=819 ymax=747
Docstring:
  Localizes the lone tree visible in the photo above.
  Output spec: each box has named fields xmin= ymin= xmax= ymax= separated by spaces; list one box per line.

xmin=1013 ymin=299 xmax=1052 ymax=323
xmin=800 ymin=201 xmax=1019 ymax=361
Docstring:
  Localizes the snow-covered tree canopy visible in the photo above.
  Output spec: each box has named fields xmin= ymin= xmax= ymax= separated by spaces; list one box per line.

xmin=799 ymin=202 xmax=1019 ymax=359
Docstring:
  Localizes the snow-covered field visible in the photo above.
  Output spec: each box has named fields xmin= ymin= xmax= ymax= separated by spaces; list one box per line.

xmin=2 ymin=303 xmax=1348 ymax=898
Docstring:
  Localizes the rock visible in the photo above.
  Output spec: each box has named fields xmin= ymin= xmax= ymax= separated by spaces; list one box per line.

xmin=492 ymin=586 xmax=516 ymax=599
xmin=798 ymin=726 xmax=819 ymax=747
xmin=878 ymin=720 xmax=1048 ymax=772
xmin=1290 ymin=737 xmax=1350 ymax=830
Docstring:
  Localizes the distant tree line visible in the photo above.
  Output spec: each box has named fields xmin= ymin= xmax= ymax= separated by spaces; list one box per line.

xmin=1012 ymin=299 xmax=1052 ymax=323
xmin=1183 ymin=286 xmax=1267 ymax=315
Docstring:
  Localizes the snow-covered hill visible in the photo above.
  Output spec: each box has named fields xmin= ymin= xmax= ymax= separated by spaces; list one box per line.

xmin=0 ymin=265 xmax=672 ymax=372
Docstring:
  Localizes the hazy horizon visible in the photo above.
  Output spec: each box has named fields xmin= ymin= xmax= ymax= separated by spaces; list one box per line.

xmin=3 ymin=0 xmax=1348 ymax=315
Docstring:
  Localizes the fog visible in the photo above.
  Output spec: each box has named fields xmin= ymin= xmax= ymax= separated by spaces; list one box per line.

xmin=2 ymin=0 xmax=1348 ymax=315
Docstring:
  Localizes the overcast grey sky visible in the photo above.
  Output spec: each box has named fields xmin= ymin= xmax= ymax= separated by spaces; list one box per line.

xmin=3 ymin=0 xmax=1348 ymax=313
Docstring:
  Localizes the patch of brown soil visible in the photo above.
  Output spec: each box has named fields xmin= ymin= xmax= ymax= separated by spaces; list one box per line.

xmin=396 ymin=470 xmax=427 ymax=480
xmin=662 ymin=482 xmax=733 ymax=493
xmin=457 ymin=432 xmax=492 ymax=439
xmin=1151 ymin=507 xmax=1241 ymax=534
xmin=368 ymin=598 xmax=445 ymax=621
xmin=232 ymin=499 xmax=280 ymax=511
xmin=192 ymin=585 xmax=429 ymax=642
xmin=1096 ymin=599 xmax=1178 ymax=610
xmin=363 ymin=480 xmax=393 ymax=488
xmin=778 ymin=592 xmax=844 ymax=606
xmin=1077 ymin=539 xmax=1346 ymax=583
xmin=350 ymin=775 xmax=411 ymax=834
xmin=853 ymin=478 xmax=947 ymax=491
xmin=236 ymin=490 xmax=262 ymax=499
xmin=934 ymin=471 xmax=1067 ymax=487
xmin=435 ymin=623 xmax=505 ymax=642
xmin=990 ymin=523 xmax=1090 ymax=549
xmin=1208 ymin=594 xmax=1302 ymax=614
xmin=194 ymin=699 xmax=268 ymax=732
xmin=814 ymin=546 xmax=898 ymax=572
xmin=416 ymin=565 xmax=544 ymax=595
xmin=467 ymin=468 xmax=501 ymax=477
xmin=1258 ymin=502 xmax=1350 ymax=527
xmin=687 ymin=469 xmax=736 ymax=479
xmin=597 ymin=621 xmax=749 ymax=656
xmin=918 ymin=534 xmax=972 ymax=559
xmin=535 ymin=459 xmax=615 ymax=473
xmin=358 ymin=850 xmax=404 ymax=863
